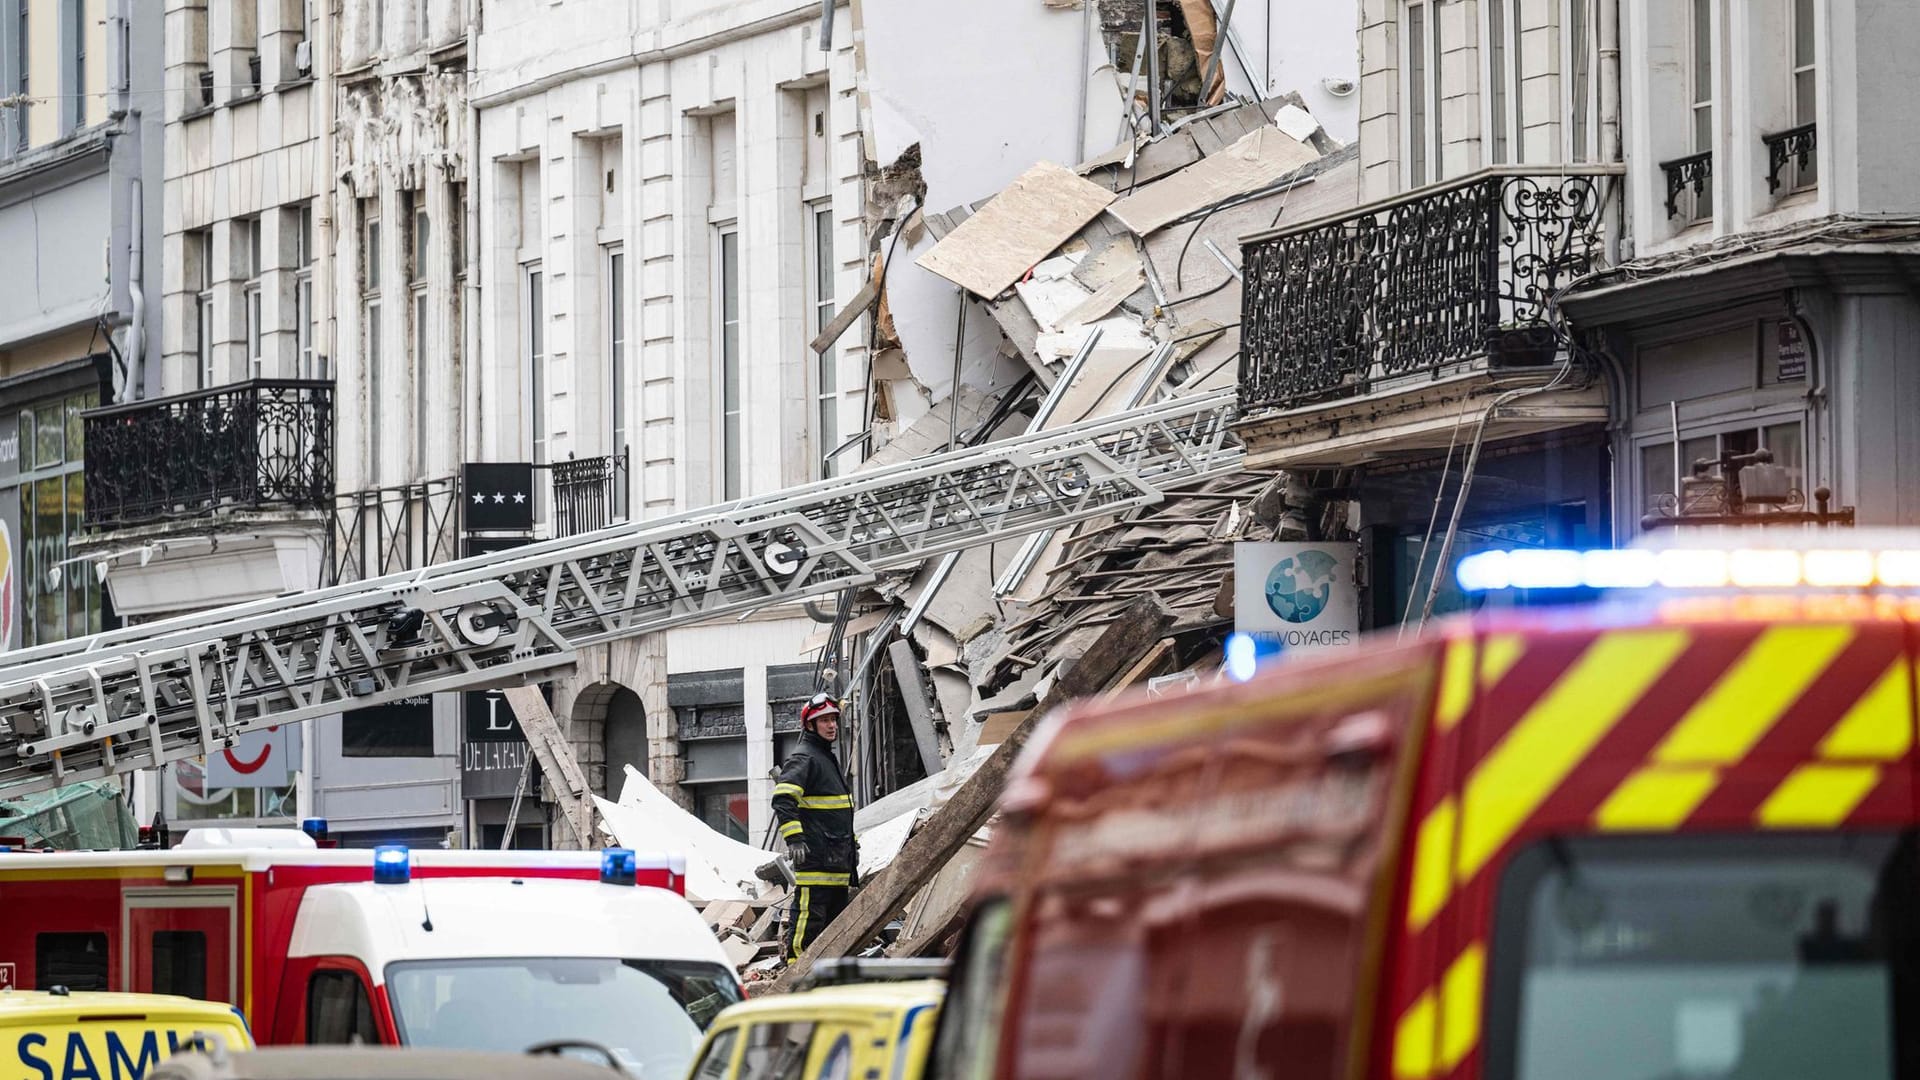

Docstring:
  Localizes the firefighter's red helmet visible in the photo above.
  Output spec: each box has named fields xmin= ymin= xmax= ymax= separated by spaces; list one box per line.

xmin=800 ymin=693 xmax=841 ymax=730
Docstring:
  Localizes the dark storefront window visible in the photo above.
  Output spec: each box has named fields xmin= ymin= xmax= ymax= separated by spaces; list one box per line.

xmin=16 ymin=390 xmax=99 ymax=648
xmin=1367 ymin=438 xmax=1607 ymax=628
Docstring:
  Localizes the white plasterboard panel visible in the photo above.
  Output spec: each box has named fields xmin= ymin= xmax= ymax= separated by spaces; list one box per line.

xmin=1059 ymin=265 xmax=1146 ymax=329
xmin=916 ymin=162 xmax=1118 ymax=297
xmin=1014 ymin=274 xmax=1095 ymax=334
xmin=1275 ymin=103 xmax=1322 ymax=142
xmin=1105 ymin=126 xmax=1321 ymax=236
xmin=1034 ymin=317 xmax=1156 ymax=368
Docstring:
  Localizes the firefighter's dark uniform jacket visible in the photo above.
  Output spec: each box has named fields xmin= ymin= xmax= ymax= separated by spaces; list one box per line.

xmin=771 ymin=731 xmax=856 ymax=886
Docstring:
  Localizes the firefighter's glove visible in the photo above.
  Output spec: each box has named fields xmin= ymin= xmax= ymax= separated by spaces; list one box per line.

xmin=784 ymin=837 xmax=811 ymax=867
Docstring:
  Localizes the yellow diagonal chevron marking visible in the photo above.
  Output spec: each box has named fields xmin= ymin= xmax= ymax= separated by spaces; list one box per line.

xmin=1479 ymin=634 xmax=1524 ymax=687
xmin=1438 ymin=942 xmax=1487 ymax=1072
xmin=1393 ymin=991 xmax=1437 ymax=1080
xmin=1436 ymin=641 xmax=1476 ymax=731
xmin=1654 ymin=625 xmax=1855 ymax=765
xmin=1455 ymin=630 xmax=1690 ymax=883
xmin=1820 ymin=658 xmax=1913 ymax=760
xmin=1594 ymin=767 xmax=1718 ymax=831
xmin=1407 ymin=797 xmax=1457 ymax=932
xmin=1757 ymin=764 xmax=1880 ymax=828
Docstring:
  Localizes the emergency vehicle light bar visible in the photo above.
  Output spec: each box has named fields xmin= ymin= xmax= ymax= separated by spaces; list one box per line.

xmin=1457 ymin=547 xmax=1920 ymax=593
xmin=372 ymin=845 xmax=411 ymax=884
xmin=600 ymin=847 xmax=637 ymax=886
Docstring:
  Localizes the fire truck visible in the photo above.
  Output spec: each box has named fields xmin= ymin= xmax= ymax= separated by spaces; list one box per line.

xmin=0 ymin=827 xmax=739 ymax=1074
xmin=927 ymin=536 xmax=1920 ymax=1079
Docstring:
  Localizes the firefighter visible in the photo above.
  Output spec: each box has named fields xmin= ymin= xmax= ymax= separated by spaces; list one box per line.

xmin=772 ymin=692 xmax=858 ymax=962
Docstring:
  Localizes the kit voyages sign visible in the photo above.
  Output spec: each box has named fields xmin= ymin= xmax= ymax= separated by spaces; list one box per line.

xmin=1233 ymin=541 xmax=1360 ymax=652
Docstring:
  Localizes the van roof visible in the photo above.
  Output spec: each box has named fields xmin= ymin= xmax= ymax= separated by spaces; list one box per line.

xmin=287 ymin=878 xmax=734 ymax=972
xmin=725 ymin=979 xmax=944 ymax=1018
xmin=0 ymin=990 xmax=247 ymax=1025
xmin=0 ymin=845 xmax=683 ymax=876
xmin=152 ymin=1047 xmax=620 ymax=1080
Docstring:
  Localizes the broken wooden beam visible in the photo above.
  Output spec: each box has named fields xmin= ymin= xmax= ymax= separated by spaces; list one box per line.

xmin=810 ymin=275 xmax=882 ymax=355
xmin=771 ymin=595 xmax=1174 ymax=990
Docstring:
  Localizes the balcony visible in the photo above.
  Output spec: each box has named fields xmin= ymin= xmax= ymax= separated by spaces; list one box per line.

xmin=83 ymin=379 xmax=333 ymax=530
xmin=75 ymin=380 xmax=333 ymax=620
xmin=1234 ymin=168 xmax=1619 ymax=467
xmin=330 ymin=476 xmax=461 ymax=585
xmin=545 ymin=452 xmax=630 ymax=539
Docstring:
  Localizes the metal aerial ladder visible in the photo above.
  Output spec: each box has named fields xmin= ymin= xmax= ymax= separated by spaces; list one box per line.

xmin=0 ymin=389 xmax=1242 ymax=845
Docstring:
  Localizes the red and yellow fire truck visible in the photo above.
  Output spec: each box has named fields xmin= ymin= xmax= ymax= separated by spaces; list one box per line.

xmin=0 ymin=829 xmax=741 ymax=1074
xmin=929 ymin=542 xmax=1920 ymax=1079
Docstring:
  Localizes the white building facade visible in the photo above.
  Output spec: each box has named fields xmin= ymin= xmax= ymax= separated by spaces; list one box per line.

xmin=473 ymin=0 xmax=865 ymax=844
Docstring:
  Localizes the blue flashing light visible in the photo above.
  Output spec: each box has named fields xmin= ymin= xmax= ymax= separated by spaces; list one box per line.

xmin=601 ymin=847 xmax=638 ymax=886
xmin=372 ymin=844 xmax=411 ymax=885
xmin=1225 ymin=632 xmax=1259 ymax=683
xmin=300 ymin=818 xmax=329 ymax=840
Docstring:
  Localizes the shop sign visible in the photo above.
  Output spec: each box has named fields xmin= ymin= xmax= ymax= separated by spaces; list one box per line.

xmin=1233 ymin=542 xmax=1361 ymax=651
xmin=1777 ymin=321 xmax=1809 ymax=381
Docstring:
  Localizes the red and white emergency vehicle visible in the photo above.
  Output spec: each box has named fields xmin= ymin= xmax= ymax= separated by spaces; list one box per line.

xmin=0 ymin=828 xmax=740 ymax=1077
xmin=928 ymin=536 xmax=1920 ymax=1080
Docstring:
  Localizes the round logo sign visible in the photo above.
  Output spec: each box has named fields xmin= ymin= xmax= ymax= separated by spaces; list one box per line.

xmin=1263 ymin=548 xmax=1339 ymax=624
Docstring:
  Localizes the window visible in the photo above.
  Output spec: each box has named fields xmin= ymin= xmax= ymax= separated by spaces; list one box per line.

xmin=524 ymin=263 xmax=546 ymax=469
xmin=1566 ymin=0 xmax=1595 ymax=162
xmin=1689 ymin=0 xmax=1715 ymax=219
xmin=385 ymin=958 xmax=740 ymax=1079
xmin=606 ymin=244 xmax=628 ymax=516
xmin=410 ymin=197 xmax=429 ymax=470
xmin=17 ymin=392 xmax=100 ymax=648
xmin=193 ymin=230 xmax=215 ymax=389
xmin=242 ymin=217 xmax=264 ymax=378
xmin=930 ymin=902 xmax=1015 ymax=1080
xmin=691 ymin=1027 xmax=740 ymax=1080
xmin=717 ymin=228 xmax=741 ymax=500
xmin=1403 ymin=0 xmax=1441 ymax=187
xmin=151 ymin=931 xmax=208 ymax=1000
xmin=1639 ymin=421 xmax=1804 ymax=520
xmin=294 ymin=203 xmax=316 ymax=378
xmin=1487 ymin=833 xmax=1916 ymax=1080
xmin=1787 ymin=0 xmax=1818 ymax=190
xmin=65 ymin=0 xmax=84 ymax=133
xmin=363 ymin=199 xmax=382 ymax=455
xmin=341 ymin=695 xmax=433 ymax=757
xmin=307 ymin=970 xmax=380 ymax=1045
xmin=809 ymin=205 xmax=837 ymax=479
xmin=36 ymin=933 xmax=108 ymax=992
xmin=740 ymin=1020 xmax=815 ymax=1080
xmin=1486 ymin=0 xmax=1515 ymax=164
xmin=15 ymin=0 xmax=28 ymax=149
xmin=369 ymin=0 xmax=383 ymax=55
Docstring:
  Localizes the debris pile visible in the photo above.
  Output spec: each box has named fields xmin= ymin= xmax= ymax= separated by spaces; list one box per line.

xmin=762 ymin=91 xmax=1364 ymax=982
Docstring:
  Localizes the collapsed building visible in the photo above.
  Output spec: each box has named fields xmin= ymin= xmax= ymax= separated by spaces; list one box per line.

xmin=725 ymin=87 xmax=1365 ymax=974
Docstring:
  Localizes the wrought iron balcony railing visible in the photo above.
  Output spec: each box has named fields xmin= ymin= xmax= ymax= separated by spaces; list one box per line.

xmin=1763 ymin=123 xmax=1817 ymax=194
xmin=1239 ymin=166 xmax=1621 ymax=413
xmin=83 ymin=380 xmax=333 ymax=530
xmin=1661 ymin=150 xmax=1713 ymax=219
xmin=544 ymin=452 xmax=630 ymax=539
xmin=329 ymin=475 xmax=461 ymax=585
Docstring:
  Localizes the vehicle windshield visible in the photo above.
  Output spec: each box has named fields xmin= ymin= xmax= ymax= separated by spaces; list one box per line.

xmin=1489 ymin=832 xmax=1919 ymax=1080
xmin=928 ymin=899 xmax=1015 ymax=1080
xmin=386 ymin=957 xmax=740 ymax=1079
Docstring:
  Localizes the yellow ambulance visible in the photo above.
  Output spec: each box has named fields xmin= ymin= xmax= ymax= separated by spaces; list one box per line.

xmin=0 ymin=990 xmax=253 ymax=1080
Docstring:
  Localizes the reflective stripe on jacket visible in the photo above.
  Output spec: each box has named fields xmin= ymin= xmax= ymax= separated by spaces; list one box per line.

xmin=771 ymin=731 xmax=856 ymax=877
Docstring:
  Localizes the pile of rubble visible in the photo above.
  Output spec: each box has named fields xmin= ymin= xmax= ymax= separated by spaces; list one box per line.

xmin=755 ymin=91 xmax=1363 ymax=981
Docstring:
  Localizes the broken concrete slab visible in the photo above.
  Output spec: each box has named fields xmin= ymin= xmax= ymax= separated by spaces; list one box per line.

xmin=1106 ymin=125 xmax=1321 ymax=235
xmin=917 ymin=162 xmax=1118 ymax=298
